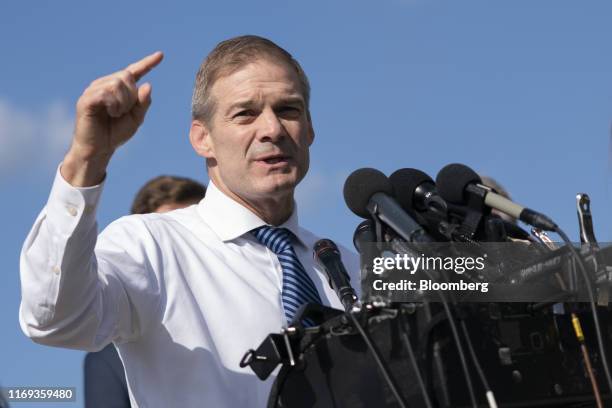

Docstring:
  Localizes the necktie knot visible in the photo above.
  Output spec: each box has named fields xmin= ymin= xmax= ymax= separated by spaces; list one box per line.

xmin=251 ymin=226 xmax=294 ymax=255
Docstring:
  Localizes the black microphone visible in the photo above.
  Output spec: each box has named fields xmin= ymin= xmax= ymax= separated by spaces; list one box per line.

xmin=353 ymin=219 xmax=376 ymax=254
xmin=313 ymin=239 xmax=358 ymax=312
xmin=436 ymin=163 xmax=557 ymax=231
xmin=343 ymin=168 xmax=435 ymax=243
xmin=389 ymin=168 xmax=447 ymax=216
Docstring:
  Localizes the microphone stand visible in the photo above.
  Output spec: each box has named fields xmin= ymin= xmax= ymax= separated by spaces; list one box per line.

xmin=318 ymin=234 xmax=409 ymax=408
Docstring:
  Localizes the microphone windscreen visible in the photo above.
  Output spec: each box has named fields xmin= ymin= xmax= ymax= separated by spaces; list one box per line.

xmin=343 ymin=168 xmax=393 ymax=218
xmin=436 ymin=163 xmax=481 ymax=204
xmin=389 ymin=168 xmax=433 ymax=210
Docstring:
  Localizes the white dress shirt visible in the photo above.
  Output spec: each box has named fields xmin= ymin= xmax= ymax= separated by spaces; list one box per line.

xmin=19 ymin=168 xmax=360 ymax=408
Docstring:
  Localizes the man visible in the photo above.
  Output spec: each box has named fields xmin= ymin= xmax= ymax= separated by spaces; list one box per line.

xmin=0 ymin=389 xmax=7 ymax=408
xmin=84 ymin=175 xmax=206 ymax=408
xmin=20 ymin=36 xmax=359 ymax=407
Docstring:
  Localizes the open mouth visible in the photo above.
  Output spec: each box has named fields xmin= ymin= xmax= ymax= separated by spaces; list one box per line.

xmin=263 ymin=157 xmax=288 ymax=164
xmin=255 ymin=154 xmax=291 ymax=165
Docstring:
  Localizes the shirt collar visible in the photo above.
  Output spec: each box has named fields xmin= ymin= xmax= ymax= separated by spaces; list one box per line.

xmin=197 ymin=180 xmax=304 ymax=247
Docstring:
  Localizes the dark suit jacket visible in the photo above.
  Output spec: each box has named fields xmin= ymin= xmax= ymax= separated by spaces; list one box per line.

xmin=84 ymin=344 xmax=131 ymax=408
xmin=0 ymin=388 xmax=8 ymax=408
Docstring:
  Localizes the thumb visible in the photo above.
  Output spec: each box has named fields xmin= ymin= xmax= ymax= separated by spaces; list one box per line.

xmin=131 ymin=82 xmax=153 ymax=123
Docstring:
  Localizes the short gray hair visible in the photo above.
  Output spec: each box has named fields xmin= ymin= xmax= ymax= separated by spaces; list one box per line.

xmin=191 ymin=35 xmax=311 ymax=125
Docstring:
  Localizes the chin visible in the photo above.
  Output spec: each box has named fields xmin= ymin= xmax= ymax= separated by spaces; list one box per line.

xmin=257 ymin=176 xmax=298 ymax=196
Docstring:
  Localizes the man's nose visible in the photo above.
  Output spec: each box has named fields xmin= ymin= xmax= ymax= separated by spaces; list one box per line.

xmin=256 ymin=108 xmax=285 ymax=142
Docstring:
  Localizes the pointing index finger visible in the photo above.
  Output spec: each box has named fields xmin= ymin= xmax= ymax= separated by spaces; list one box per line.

xmin=125 ymin=51 xmax=164 ymax=81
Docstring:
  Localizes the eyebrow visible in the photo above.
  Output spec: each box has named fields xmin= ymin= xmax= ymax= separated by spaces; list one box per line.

xmin=274 ymin=96 xmax=305 ymax=108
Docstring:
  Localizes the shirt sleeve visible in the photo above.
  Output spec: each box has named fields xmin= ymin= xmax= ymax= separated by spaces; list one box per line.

xmin=19 ymin=166 xmax=162 ymax=351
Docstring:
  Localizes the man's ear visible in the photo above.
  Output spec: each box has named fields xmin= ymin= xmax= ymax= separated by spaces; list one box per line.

xmin=307 ymin=113 xmax=315 ymax=146
xmin=189 ymin=120 xmax=214 ymax=159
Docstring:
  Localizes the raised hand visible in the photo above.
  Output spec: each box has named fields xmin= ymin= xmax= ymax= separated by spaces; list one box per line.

xmin=62 ymin=51 xmax=164 ymax=186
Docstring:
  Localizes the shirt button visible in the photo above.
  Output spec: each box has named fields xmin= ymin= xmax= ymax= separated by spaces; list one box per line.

xmin=52 ymin=266 xmax=60 ymax=275
xmin=67 ymin=206 xmax=78 ymax=217
xmin=84 ymin=205 xmax=94 ymax=214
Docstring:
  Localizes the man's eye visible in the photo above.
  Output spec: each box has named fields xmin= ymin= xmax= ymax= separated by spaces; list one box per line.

xmin=278 ymin=106 xmax=301 ymax=115
xmin=234 ymin=110 xmax=255 ymax=118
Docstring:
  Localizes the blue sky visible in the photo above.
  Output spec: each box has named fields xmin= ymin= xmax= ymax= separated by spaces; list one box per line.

xmin=1 ymin=1 xmax=611 ymax=406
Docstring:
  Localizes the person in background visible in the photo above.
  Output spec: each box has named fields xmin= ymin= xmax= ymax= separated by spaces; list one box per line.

xmin=0 ymin=389 xmax=8 ymax=408
xmin=84 ymin=175 xmax=206 ymax=408
xmin=129 ymin=176 xmax=207 ymax=215
xmin=479 ymin=175 xmax=517 ymax=224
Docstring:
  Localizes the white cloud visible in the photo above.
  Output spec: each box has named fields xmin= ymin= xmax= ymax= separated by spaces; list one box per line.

xmin=0 ymin=97 xmax=73 ymax=178
xmin=0 ymin=99 xmax=37 ymax=172
xmin=44 ymin=101 xmax=74 ymax=153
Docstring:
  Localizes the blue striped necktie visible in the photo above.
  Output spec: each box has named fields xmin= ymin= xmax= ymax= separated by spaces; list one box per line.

xmin=252 ymin=226 xmax=322 ymax=324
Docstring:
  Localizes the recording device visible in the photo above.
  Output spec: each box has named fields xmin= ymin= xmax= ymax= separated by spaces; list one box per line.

xmin=576 ymin=193 xmax=598 ymax=247
xmin=313 ymin=239 xmax=359 ymax=312
xmin=388 ymin=167 xmax=514 ymax=242
xmin=388 ymin=168 xmax=455 ymax=241
xmin=343 ymin=168 xmax=434 ymax=243
xmin=389 ymin=168 xmax=447 ymax=216
xmin=245 ymin=164 xmax=612 ymax=408
xmin=436 ymin=163 xmax=557 ymax=231
xmin=353 ymin=220 xmax=376 ymax=255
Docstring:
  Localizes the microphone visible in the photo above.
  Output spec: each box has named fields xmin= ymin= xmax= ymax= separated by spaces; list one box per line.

xmin=389 ymin=168 xmax=447 ymax=216
xmin=313 ymin=239 xmax=358 ymax=312
xmin=353 ymin=219 xmax=376 ymax=254
xmin=389 ymin=168 xmax=455 ymax=241
xmin=343 ymin=168 xmax=435 ymax=243
xmin=436 ymin=163 xmax=557 ymax=231
xmin=353 ymin=219 xmax=386 ymax=283
xmin=315 ymin=237 xmax=410 ymax=408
